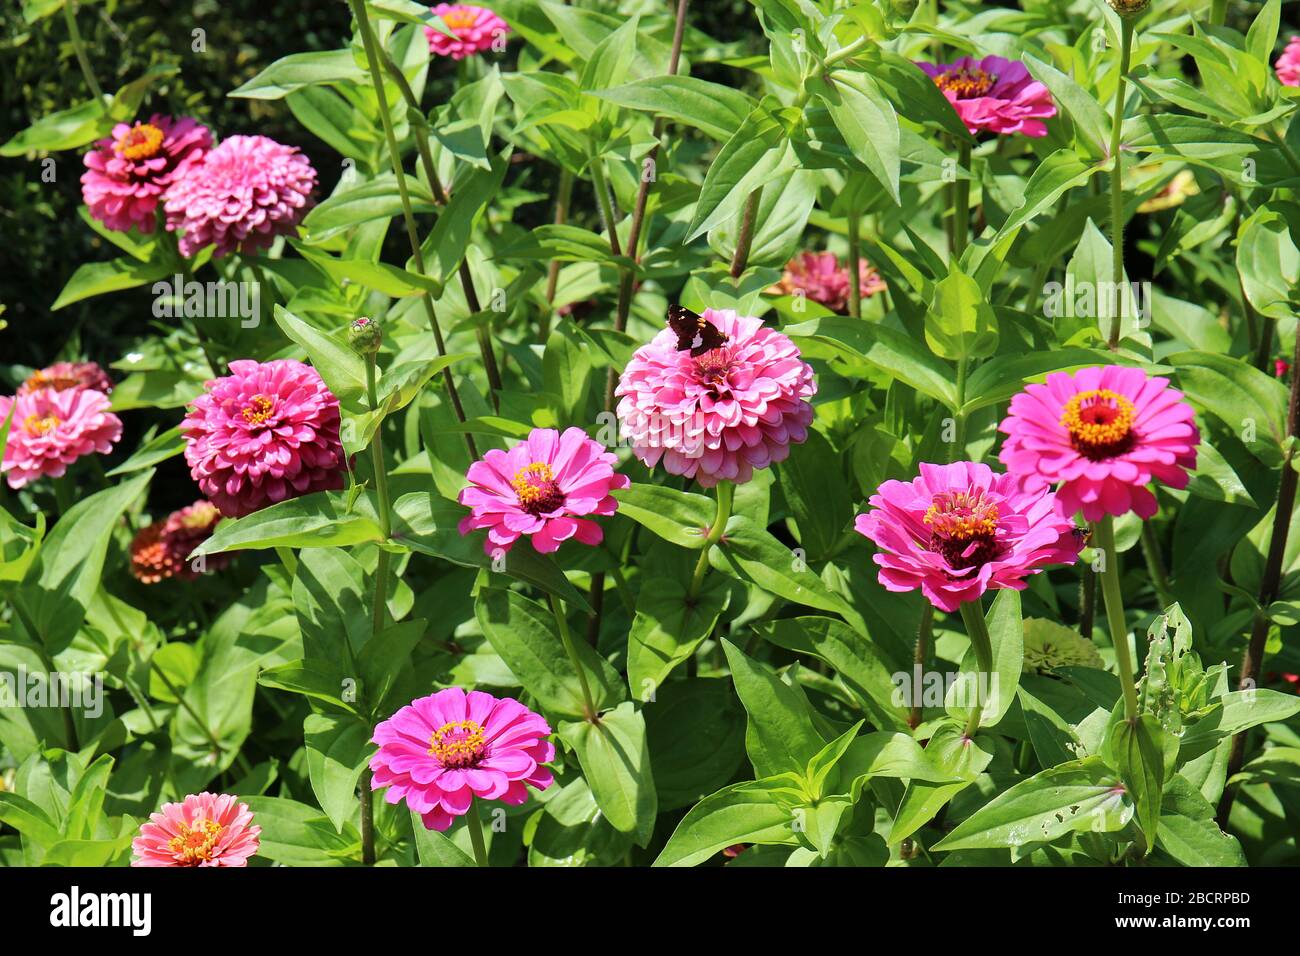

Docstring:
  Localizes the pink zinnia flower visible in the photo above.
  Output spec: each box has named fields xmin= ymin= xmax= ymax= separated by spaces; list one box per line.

xmin=917 ymin=55 xmax=1056 ymax=138
xmin=19 ymin=361 xmax=114 ymax=396
xmin=425 ymin=4 xmax=509 ymax=59
xmin=370 ymin=687 xmax=555 ymax=832
xmin=457 ymin=426 xmax=628 ymax=556
xmin=998 ymin=366 xmax=1199 ymax=522
xmin=854 ymin=461 xmax=1083 ymax=613
xmin=131 ymin=792 xmax=260 ymax=867
xmin=130 ymin=500 xmax=227 ymax=583
xmin=0 ymin=388 xmax=122 ymax=489
xmin=182 ymin=359 xmax=347 ymax=518
xmin=615 ymin=309 xmax=817 ymax=488
xmin=81 ymin=115 xmax=211 ymax=234
xmin=163 ymin=135 xmax=316 ymax=258
xmin=1276 ymin=36 xmax=1300 ymax=86
xmin=772 ymin=251 xmax=887 ymax=313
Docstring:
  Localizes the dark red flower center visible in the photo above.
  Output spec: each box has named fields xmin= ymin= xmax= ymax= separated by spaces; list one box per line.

xmin=428 ymin=719 xmax=487 ymax=769
xmin=1061 ymin=389 xmax=1136 ymax=460
xmin=934 ymin=67 xmax=996 ymax=99
xmin=925 ymin=489 xmax=1002 ymax=570
xmin=693 ymin=350 xmax=734 ymax=396
xmin=512 ymin=462 xmax=565 ymax=515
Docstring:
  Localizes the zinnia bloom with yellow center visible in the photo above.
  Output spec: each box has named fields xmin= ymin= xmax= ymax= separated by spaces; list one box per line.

xmin=131 ymin=792 xmax=260 ymax=867
xmin=130 ymin=500 xmax=226 ymax=583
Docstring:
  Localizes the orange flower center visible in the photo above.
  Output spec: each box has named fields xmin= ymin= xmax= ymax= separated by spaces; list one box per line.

xmin=934 ymin=67 xmax=996 ymax=99
xmin=442 ymin=7 xmax=477 ymax=31
xmin=428 ymin=719 xmax=487 ymax=768
xmin=167 ymin=818 xmax=225 ymax=864
xmin=1061 ymin=389 xmax=1137 ymax=460
xmin=512 ymin=462 xmax=564 ymax=515
xmin=23 ymin=413 xmax=59 ymax=436
xmin=241 ymin=394 xmax=275 ymax=426
xmin=925 ymin=490 xmax=1001 ymax=570
xmin=115 ymin=122 xmax=165 ymax=161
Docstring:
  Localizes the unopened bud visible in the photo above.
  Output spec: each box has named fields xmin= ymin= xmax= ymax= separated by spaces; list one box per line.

xmin=1106 ymin=0 xmax=1149 ymax=17
xmin=348 ymin=316 xmax=382 ymax=355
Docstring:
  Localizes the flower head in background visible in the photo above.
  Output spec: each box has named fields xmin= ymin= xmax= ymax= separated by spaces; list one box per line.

xmin=0 ymin=388 xmax=122 ymax=489
xmin=1022 ymin=618 xmax=1104 ymax=674
xmin=772 ymin=251 xmax=887 ymax=313
xmin=371 ymin=687 xmax=554 ymax=832
xmin=1276 ymin=36 xmax=1300 ymax=86
xmin=425 ymin=4 xmax=509 ymax=59
xmin=854 ymin=461 xmax=1083 ymax=612
xmin=458 ymin=426 xmax=628 ymax=555
xmin=1136 ymin=169 xmax=1199 ymax=214
xmin=182 ymin=359 xmax=347 ymax=518
xmin=131 ymin=792 xmax=260 ymax=867
xmin=164 ymin=135 xmax=316 ymax=258
xmin=81 ymin=115 xmax=211 ymax=234
xmin=998 ymin=366 xmax=1199 ymax=521
xmin=616 ymin=309 xmax=817 ymax=488
xmin=917 ymin=55 xmax=1056 ymax=138
xmin=19 ymin=361 xmax=114 ymax=396
xmin=130 ymin=500 xmax=226 ymax=584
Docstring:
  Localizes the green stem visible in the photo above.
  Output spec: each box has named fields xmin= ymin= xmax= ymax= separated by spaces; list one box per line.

xmin=1108 ymin=19 xmax=1135 ymax=350
xmin=689 ymin=482 xmax=735 ymax=598
xmin=730 ymin=190 xmax=761 ymax=278
xmin=464 ymin=803 xmax=489 ymax=866
xmin=1079 ymin=563 xmax=1096 ymax=639
xmin=847 ymin=210 xmax=862 ymax=318
xmin=348 ymin=0 xmax=477 ymax=460
xmin=550 ymin=594 xmax=597 ymax=721
xmin=275 ymin=546 xmax=298 ymax=577
xmin=1094 ymin=515 xmax=1139 ymax=720
xmin=589 ymin=158 xmax=623 ymax=256
xmin=1139 ymin=520 xmax=1174 ymax=610
xmin=542 ymin=167 xmax=575 ymax=339
xmin=1210 ymin=0 xmax=1228 ymax=26
xmin=957 ymin=600 xmax=993 ymax=737
xmin=823 ymin=35 xmax=872 ymax=68
xmin=951 ymin=140 xmax=972 ymax=260
xmin=63 ymin=1 xmax=102 ymax=101
xmin=909 ymin=604 xmax=934 ymax=729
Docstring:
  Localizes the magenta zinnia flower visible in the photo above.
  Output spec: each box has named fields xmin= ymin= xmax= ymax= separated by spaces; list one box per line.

xmin=19 ymin=361 xmax=114 ymax=396
xmin=131 ymin=792 xmax=260 ymax=867
xmin=370 ymin=687 xmax=555 ymax=832
xmin=917 ymin=55 xmax=1056 ymax=138
xmin=457 ymin=426 xmax=628 ymax=555
xmin=163 ymin=135 xmax=316 ymax=258
xmin=1277 ymin=36 xmax=1300 ymax=86
xmin=81 ymin=115 xmax=211 ymax=234
xmin=854 ymin=461 xmax=1083 ymax=613
xmin=0 ymin=388 xmax=122 ymax=489
xmin=425 ymin=4 xmax=509 ymax=59
xmin=773 ymin=251 xmax=887 ymax=313
xmin=130 ymin=500 xmax=227 ymax=583
xmin=182 ymin=359 xmax=347 ymax=518
xmin=998 ymin=366 xmax=1199 ymax=522
xmin=616 ymin=309 xmax=817 ymax=487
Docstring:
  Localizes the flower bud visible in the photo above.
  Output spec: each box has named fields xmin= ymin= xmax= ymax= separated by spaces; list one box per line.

xmin=1107 ymin=0 xmax=1149 ymax=17
xmin=348 ymin=316 xmax=382 ymax=355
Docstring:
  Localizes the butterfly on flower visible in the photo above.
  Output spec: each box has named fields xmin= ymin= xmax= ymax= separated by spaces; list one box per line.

xmin=666 ymin=305 xmax=729 ymax=356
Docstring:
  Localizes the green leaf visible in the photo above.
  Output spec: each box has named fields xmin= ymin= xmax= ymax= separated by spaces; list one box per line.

xmin=1168 ymin=350 xmax=1290 ymax=466
xmin=410 ymin=810 xmax=477 ymax=866
xmin=644 ymin=679 xmax=747 ymax=812
xmin=654 ymin=781 xmax=798 ymax=867
xmin=993 ymin=149 xmax=1098 ymax=243
xmin=813 ymin=71 xmax=900 ymax=203
xmin=229 ymin=50 xmax=368 ymax=100
xmin=1236 ymin=203 xmax=1300 ymax=320
xmin=51 ymin=258 xmax=174 ymax=311
xmin=932 ymin=758 xmax=1134 ymax=851
xmin=194 ymin=491 xmax=385 ymax=556
xmin=0 ymin=99 xmax=109 ymax=156
xmin=722 ymin=639 xmax=825 ymax=778
xmin=240 ymin=796 xmax=357 ymax=866
xmin=686 ymin=102 xmax=793 ymax=243
xmin=962 ymin=349 xmax=1108 ymax=412
xmin=947 ymin=590 xmax=1022 ymax=730
xmin=304 ymin=713 xmax=373 ymax=833
xmin=559 ymin=702 xmax=657 ymax=845
xmin=776 ymin=428 xmax=852 ymax=562
xmin=1022 ymin=53 xmax=1109 ymax=158
xmin=611 ymin=483 xmax=715 ymax=549
xmin=420 ymin=153 xmax=510 ymax=286
xmin=301 ymin=174 xmax=438 ymax=243
xmin=1104 ymin=714 xmax=1172 ymax=853
xmin=627 ymin=568 xmax=729 ymax=696
xmin=926 ymin=265 xmax=999 ymax=362
xmin=273 ymin=305 xmax=368 ymax=406
xmin=105 ymin=426 xmax=185 ymax=477
xmin=595 ymin=76 xmax=756 ymax=140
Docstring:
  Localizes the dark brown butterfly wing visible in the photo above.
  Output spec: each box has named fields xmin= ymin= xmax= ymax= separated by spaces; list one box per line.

xmin=666 ymin=304 xmax=729 ymax=356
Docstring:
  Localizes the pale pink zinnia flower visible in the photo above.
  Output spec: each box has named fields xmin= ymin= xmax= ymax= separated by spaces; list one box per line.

xmin=164 ymin=135 xmax=316 ymax=258
xmin=81 ymin=115 xmax=211 ymax=234
xmin=131 ymin=792 xmax=260 ymax=867
xmin=772 ymin=251 xmax=887 ymax=313
xmin=616 ymin=309 xmax=817 ymax=488
xmin=917 ymin=55 xmax=1056 ymax=138
xmin=1276 ymin=36 xmax=1300 ymax=86
xmin=19 ymin=360 xmax=114 ymax=396
xmin=370 ymin=687 xmax=555 ymax=832
xmin=998 ymin=366 xmax=1199 ymax=522
xmin=0 ymin=388 xmax=122 ymax=489
xmin=457 ymin=426 xmax=628 ymax=555
xmin=182 ymin=359 xmax=347 ymax=518
xmin=130 ymin=500 xmax=227 ymax=583
xmin=425 ymin=4 xmax=508 ymax=59
xmin=854 ymin=461 xmax=1083 ymax=613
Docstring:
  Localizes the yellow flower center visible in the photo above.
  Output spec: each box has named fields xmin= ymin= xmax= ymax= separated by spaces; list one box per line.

xmin=511 ymin=462 xmax=564 ymax=515
xmin=115 ymin=122 xmax=165 ymax=161
xmin=241 ymin=394 xmax=275 ymax=425
xmin=428 ymin=719 xmax=487 ymax=769
xmin=23 ymin=413 xmax=59 ymax=436
xmin=442 ymin=7 xmax=477 ymax=31
xmin=180 ymin=502 xmax=219 ymax=529
xmin=167 ymin=818 xmax=225 ymax=864
xmin=934 ymin=67 xmax=996 ymax=99
xmin=1061 ymin=389 xmax=1137 ymax=459
xmin=925 ymin=490 xmax=1001 ymax=570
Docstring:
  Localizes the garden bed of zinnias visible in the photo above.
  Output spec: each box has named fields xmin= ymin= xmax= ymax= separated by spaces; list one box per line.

xmin=2 ymin=0 xmax=1300 ymax=874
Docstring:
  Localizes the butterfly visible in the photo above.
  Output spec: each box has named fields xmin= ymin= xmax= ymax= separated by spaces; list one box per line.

xmin=667 ymin=305 xmax=729 ymax=356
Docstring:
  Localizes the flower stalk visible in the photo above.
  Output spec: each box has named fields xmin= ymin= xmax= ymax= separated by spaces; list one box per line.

xmin=1107 ymin=18 xmax=1135 ymax=350
xmin=690 ymin=481 xmax=735 ymax=598
xmin=957 ymin=600 xmax=993 ymax=737
xmin=1094 ymin=515 xmax=1139 ymax=720
xmin=550 ymin=594 xmax=598 ymax=721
